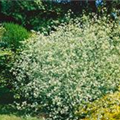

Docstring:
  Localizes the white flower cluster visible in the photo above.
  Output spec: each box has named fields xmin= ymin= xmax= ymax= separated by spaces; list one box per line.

xmin=12 ymin=18 xmax=120 ymax=119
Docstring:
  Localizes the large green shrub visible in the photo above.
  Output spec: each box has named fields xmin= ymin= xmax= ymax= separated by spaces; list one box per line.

xmin=2 ymin=23 xmax=29 ymax=51
xmin=12 ymin=17 xmax=120 ymax=119
xmin=0 ymin=24 xmax=29 ymax=88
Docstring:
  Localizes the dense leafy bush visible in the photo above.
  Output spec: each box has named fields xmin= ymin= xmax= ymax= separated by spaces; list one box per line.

xmin=2 ymin=23 xmax=29 ymax=51
xmin=0 ymin=1 xmax=64 ymax=31
xmin=12 ymin=17 xmax=120 ymax=119
xmin=0 ymin=24 xmax=28 ymax=88
xmin=0 ymin=49 xmax=14 ymax=87
xmin=0 ymin=0 xmax=43 ymax=23
xmin=0 ymin=27 xmax=11 ymax=86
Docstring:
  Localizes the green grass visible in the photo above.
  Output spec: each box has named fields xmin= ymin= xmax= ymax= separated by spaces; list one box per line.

xmin=0 ymin=105 xmax=43 ymax=120
xmin=0 ymin=115 xmax=42 ymax=120
xmin=0 ymin=104 xmax=43 ymax=120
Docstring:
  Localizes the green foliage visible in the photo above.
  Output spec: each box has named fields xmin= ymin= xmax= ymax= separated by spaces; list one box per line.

xmin=2 ymin=23 xmax=29 ymax=50
xmin=105 ymin=1 xmax=120 ymax=13
xmin=0 ymin=24 xmax=29 ymax=88
xmin=1 ymin=0 xmax=43 ymax=11
xmin=0 ymin=0 xmax=43 ymax=23
xmin=0 ymin=49 xmax=14 ymax=87
xmin=0 ymin=27 xmax=12 ymax=87
xmin=0 ymin=1 xmax=64 ymax=32
xmin=30 ymin=12 xmax=72 ymax=34
xmin=0 ymin=26 xmax=5 ymax=40
xmin=0 ymin=0 xmax=119 ymax=33
xmin=76 ymin=88 xmax=120 ymax=120
xmin=0 ymin=49 xmax=13 ymax=71
xmin=12 ymin=16 xmax=120 ymax=119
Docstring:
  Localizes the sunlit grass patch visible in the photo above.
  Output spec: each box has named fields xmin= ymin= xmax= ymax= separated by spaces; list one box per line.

xmin=0 ymin=115 xmax=42 ymax=120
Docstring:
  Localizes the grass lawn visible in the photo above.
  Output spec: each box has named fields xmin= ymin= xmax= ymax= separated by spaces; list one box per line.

xmin=0 ymin=115 xmax=42 ymax=120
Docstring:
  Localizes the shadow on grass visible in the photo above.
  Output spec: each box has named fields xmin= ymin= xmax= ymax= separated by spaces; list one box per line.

xmin=0 ymin=86 xmax=16 ymax=115
xmin=0 ymin=87 xmax=14 ymax=104
xmin=0 ymin=87 xmax=44 ymax=120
